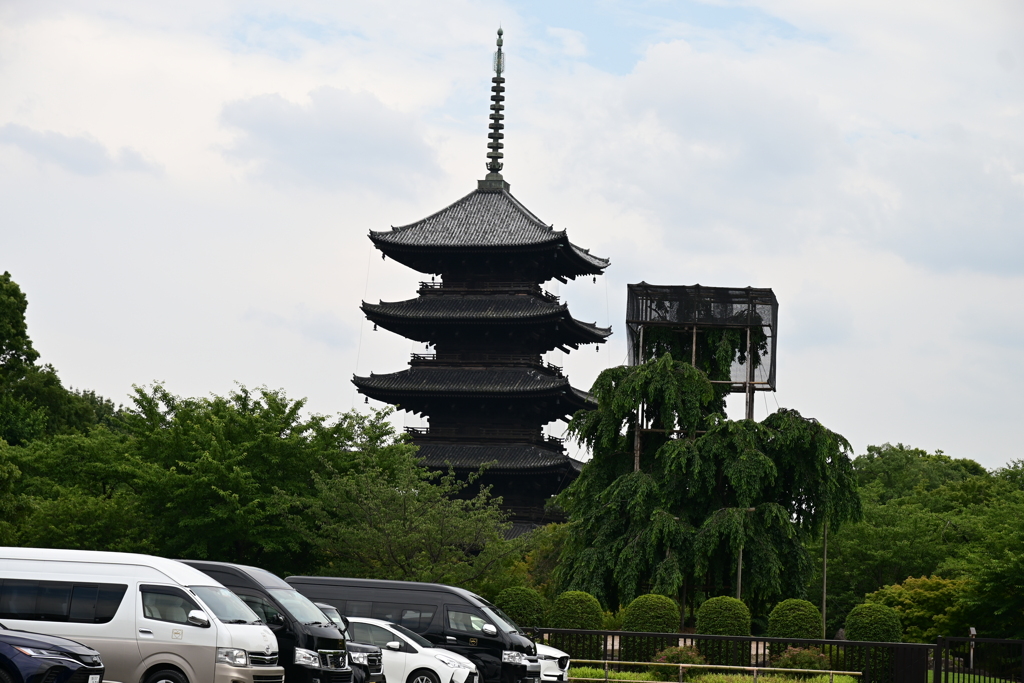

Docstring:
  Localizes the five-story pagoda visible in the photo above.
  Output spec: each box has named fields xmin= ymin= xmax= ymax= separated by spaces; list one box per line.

xmin=353 ymin=29 xmax=610 ymax=529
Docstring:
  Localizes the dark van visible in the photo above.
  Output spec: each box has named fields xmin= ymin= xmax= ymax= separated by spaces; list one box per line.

xmin=284 ymin=577 xmax=534 ymax=683
xmin=182 ymin=562 xmax=352 ymax=683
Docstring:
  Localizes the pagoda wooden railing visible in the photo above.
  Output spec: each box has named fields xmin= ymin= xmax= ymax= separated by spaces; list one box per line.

xmin=409 ymin=353 xmax=563 ymax=376
xmin=418 ymin=281 xmax=560 ymax=303
xmin=405 ymin=426 xmax=564 ymax=446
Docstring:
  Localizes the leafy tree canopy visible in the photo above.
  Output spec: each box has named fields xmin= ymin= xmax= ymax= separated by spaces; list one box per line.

xmin=556 ymin=353 xmax=860 ymax=612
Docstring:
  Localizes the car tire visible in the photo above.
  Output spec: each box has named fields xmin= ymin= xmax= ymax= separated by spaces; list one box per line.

xmin=406 ymin=669 xmax=440 ymax=683
xmin=0 ymin=667 xmax=15 ymax=683
xmin=144 ymin=669 xmax=188 ymax=683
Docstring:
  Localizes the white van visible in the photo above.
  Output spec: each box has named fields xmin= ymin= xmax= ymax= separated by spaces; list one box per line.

xmin=0 ymin=548 xmax=285 ymax=683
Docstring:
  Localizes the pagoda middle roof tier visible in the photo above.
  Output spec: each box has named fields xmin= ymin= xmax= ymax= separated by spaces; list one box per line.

xmin=371 ymin=188 xmax=609 ymax=280
xmin=353 ymin=365 xmax=595 ymax=419
xmin=362 ymin=294 xmax=610 ymax=350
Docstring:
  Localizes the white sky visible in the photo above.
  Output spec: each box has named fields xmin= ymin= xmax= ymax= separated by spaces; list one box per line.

xmin=2 ymin=0 xmax=1022 ymax=468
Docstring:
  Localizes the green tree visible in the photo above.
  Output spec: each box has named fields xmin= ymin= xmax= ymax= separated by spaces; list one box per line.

xmin=556 ymin=354 xmax=860 ymax=612
xmin=0 ymin=272 xmax=113 ymax=444
xmin=307 ymin=409 xmax=518 ymax=594
xmin=122 ymin=383 xmax=353 ymax=575
xmin=865 ymin=576 xmax=971 ymax=642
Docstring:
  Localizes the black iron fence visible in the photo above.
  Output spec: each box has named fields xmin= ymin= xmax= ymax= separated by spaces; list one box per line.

xmin=934 ymin=636 xmax=1024 ymax=682
xmin=529 ymin=628 xmax=1024 ymax=683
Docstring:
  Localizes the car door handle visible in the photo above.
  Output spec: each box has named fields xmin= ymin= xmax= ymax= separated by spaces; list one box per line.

xmin=139 ymin=629 xmax=153 ymax=636
xmin=446 ymin=637 xmax=457 ymax=644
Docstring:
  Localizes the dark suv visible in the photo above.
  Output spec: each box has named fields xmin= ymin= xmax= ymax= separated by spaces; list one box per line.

xmin=0 ymin=622 xmax=104 ymax=683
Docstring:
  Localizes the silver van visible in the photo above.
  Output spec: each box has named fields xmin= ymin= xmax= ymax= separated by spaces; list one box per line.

xmin=0 ymin=548 xmax=285 ymax=683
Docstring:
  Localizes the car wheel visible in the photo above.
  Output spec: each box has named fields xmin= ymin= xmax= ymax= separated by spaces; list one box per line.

xmin=0 ymin=667 xmax=14 ymax=683
xmin=144 ymin=669 xmax=188 ymax=683
xmin=406 ymin=669 xmax=440 ymax=683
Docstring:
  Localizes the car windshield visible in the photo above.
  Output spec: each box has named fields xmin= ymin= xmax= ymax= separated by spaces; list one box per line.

xmin=190 ymin=586 xmax=261 ymax=624
xmin=389 ymin=623 xmax=433 ymax=649
xmin=320 ymin=606 xmax=345 ymax=629
xmin=480 ymin=605 xmax=519 ymax=634
xmin=268 ymin=588 xmax=332 ymax=626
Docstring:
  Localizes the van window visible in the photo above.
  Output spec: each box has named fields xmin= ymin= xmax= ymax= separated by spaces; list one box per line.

xmin=0 ymin=580 xmax=126 ymax=623
xmin=140 ymin=586 xmax=199 ymax=625
xmin=370 ymin=603 xmax=435 ymax=631
xmin=345 ymin=601 xmax=372 ymax=617
xmin=447 ymin=610 xmax=489 ymax=634
xmin=239 ymin=594 xmax=284 ymax=625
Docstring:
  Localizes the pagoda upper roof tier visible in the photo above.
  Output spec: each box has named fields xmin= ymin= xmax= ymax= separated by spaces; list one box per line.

xmin=416 ymin=442 xmax=584 ymax=476
xmin=353 ymin=365 xmax=595 ymax=420
xmin=362 ymin=294 xmax=610 ymax=350
xmin=370 ymin=188 xmax=609 ymax=281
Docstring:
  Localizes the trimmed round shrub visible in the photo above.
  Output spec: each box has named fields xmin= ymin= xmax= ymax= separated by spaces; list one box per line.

xmin=548 ymin=591 xmax=604 ymax=629
xmin=621 ymin=594 xmax=680 ymax=663
xmin=844 ymin=603 xmax=902 ymax=643
xmin=694 ymin=597 xmax=751 ymax=667
xmin=622 ymin=594 xmax=680 ymax=633
xmin=696 ymin=596 xmax=751 ymax=636
xmin=647 ymin=646 xmax=705 ymax=681
xmin=548 ymin=591 xmax=604 ymax=660
xmin=496 ymin=587 xmax=546 ymax=628
xmin=767 ymin=599 xmax=822 ymax=640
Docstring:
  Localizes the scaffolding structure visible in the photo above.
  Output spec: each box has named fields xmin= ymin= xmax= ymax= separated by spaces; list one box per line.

xmin=626 ymin=282 xmax=778 ymax=420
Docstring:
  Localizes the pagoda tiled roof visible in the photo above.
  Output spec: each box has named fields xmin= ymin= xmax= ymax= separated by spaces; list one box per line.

xmin=417 ymin=442 xmax=585 ymax=474
xmin=370 ymin=189 xmax=609 ymax=272
xmin=362 ymin=295 xmax=611 ymax=340
xmin=354 ymin=365 xmax=591 ymax=399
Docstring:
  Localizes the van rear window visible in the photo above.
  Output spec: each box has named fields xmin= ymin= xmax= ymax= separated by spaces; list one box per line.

xmin=0 ymin=579 xmax=127 ymax=623
xmin=369 ymin=602 xmax=435 ymax=631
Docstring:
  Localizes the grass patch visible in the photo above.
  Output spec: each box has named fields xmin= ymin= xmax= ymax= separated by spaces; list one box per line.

xmin=568 ymin=670 xmax=859 ymax=683
xmin=568 ymin=667 xmax=656 ymax=681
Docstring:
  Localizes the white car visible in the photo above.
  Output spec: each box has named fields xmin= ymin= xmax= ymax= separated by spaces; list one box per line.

xmin=347 ymin=617 xmax=479 ymax=683
xmin=534 ymin=643 xmax=570 ymax=682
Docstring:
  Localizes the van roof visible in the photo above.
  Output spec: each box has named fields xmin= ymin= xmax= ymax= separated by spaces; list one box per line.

xmin=285 ymin=576 xmax=485 ymax=604
xmin=181 ymin=560 xmax=291 ymax=590
xmin=0 ymin=546 xmax=222 ymax=587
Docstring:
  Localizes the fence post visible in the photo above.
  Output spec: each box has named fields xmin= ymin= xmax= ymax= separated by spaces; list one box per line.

xmin=604 ymin=659 xmax=608 ymax=683
xmin=932 ymin=637 xmax=944 ymax=683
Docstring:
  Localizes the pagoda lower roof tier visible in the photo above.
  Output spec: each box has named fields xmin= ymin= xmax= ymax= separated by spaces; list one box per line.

xmin=362 ymin=294 xmax=610 ymax=351
xmin=416 ymin=442 xmax=584 ymax=476
xmin=371 ymin=188 xmax=608 ymax=281
xmin=352 ymin=366 xmax=595 ymax=420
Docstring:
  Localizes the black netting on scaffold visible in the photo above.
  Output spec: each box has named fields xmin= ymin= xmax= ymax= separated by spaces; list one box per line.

xmin=626 ymin=282 xmax=778 ymax=391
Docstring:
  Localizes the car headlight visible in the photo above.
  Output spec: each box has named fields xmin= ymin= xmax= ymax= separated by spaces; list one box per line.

xmin=502 ymin=651 xmax=525 ymax=665
xmin=294 ymin=648 xmax=320 ymax=668
xmin=13 ymin=647 xmax=74 ymax=660
xmin=435 ymin=654 xmax=469 ymax=669
xmin=216 ymin=649 xmax=249 ymax=667
xmin=350 ymin=652 xmax=368 ymax=666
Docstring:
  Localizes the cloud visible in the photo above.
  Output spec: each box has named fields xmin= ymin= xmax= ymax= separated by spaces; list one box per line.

xmin=547 ymin=27 xmax=587 ymax=57
xmin=244 ymin=305 xmax=356 ymax=350
xmin=219 ymin=86 xmax=441 ymax=193
xmin=0 ymin=124 xmax=162 ymax=176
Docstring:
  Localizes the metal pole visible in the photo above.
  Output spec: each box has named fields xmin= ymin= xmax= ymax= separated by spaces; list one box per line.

xmin=745 ymin=326 xmax=754 ymax=420
xmin=691 ymin=325 xmax=697 ymax=366
xmin=822 ymin=519 xmax=828 ymax=639
xmin=736 ymin=544 xmax=743 ymax=600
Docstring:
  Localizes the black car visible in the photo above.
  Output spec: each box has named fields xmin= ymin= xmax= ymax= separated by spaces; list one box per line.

xmin=180 ymin=561 xmax=351 ymax=683
xmin=286 ymin=577 xmax=535 ymax=683
xmin=313 ymin=604 xmax=384 ymax=683
xmin=0 ymin=622 xmax=104 ymax=683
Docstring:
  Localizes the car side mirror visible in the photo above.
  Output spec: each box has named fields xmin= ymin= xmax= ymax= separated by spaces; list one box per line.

xmin=267 ymin=613 xmax=285 ymax=627
xmin=385 ymin=641 xmax=401 ymax=651
xmin=482 ymin=624 xmax=497 ymax=637
xmin=187 ymin=610 xmax=210 ymax=628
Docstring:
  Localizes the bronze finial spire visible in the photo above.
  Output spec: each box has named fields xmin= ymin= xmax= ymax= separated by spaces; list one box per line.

xmin=479 ymin=28 xmax=510 ymax=192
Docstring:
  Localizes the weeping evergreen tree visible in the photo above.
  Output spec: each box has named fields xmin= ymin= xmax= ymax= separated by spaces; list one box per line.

xmin=555 ymin=351 xmax=861 ymax=616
